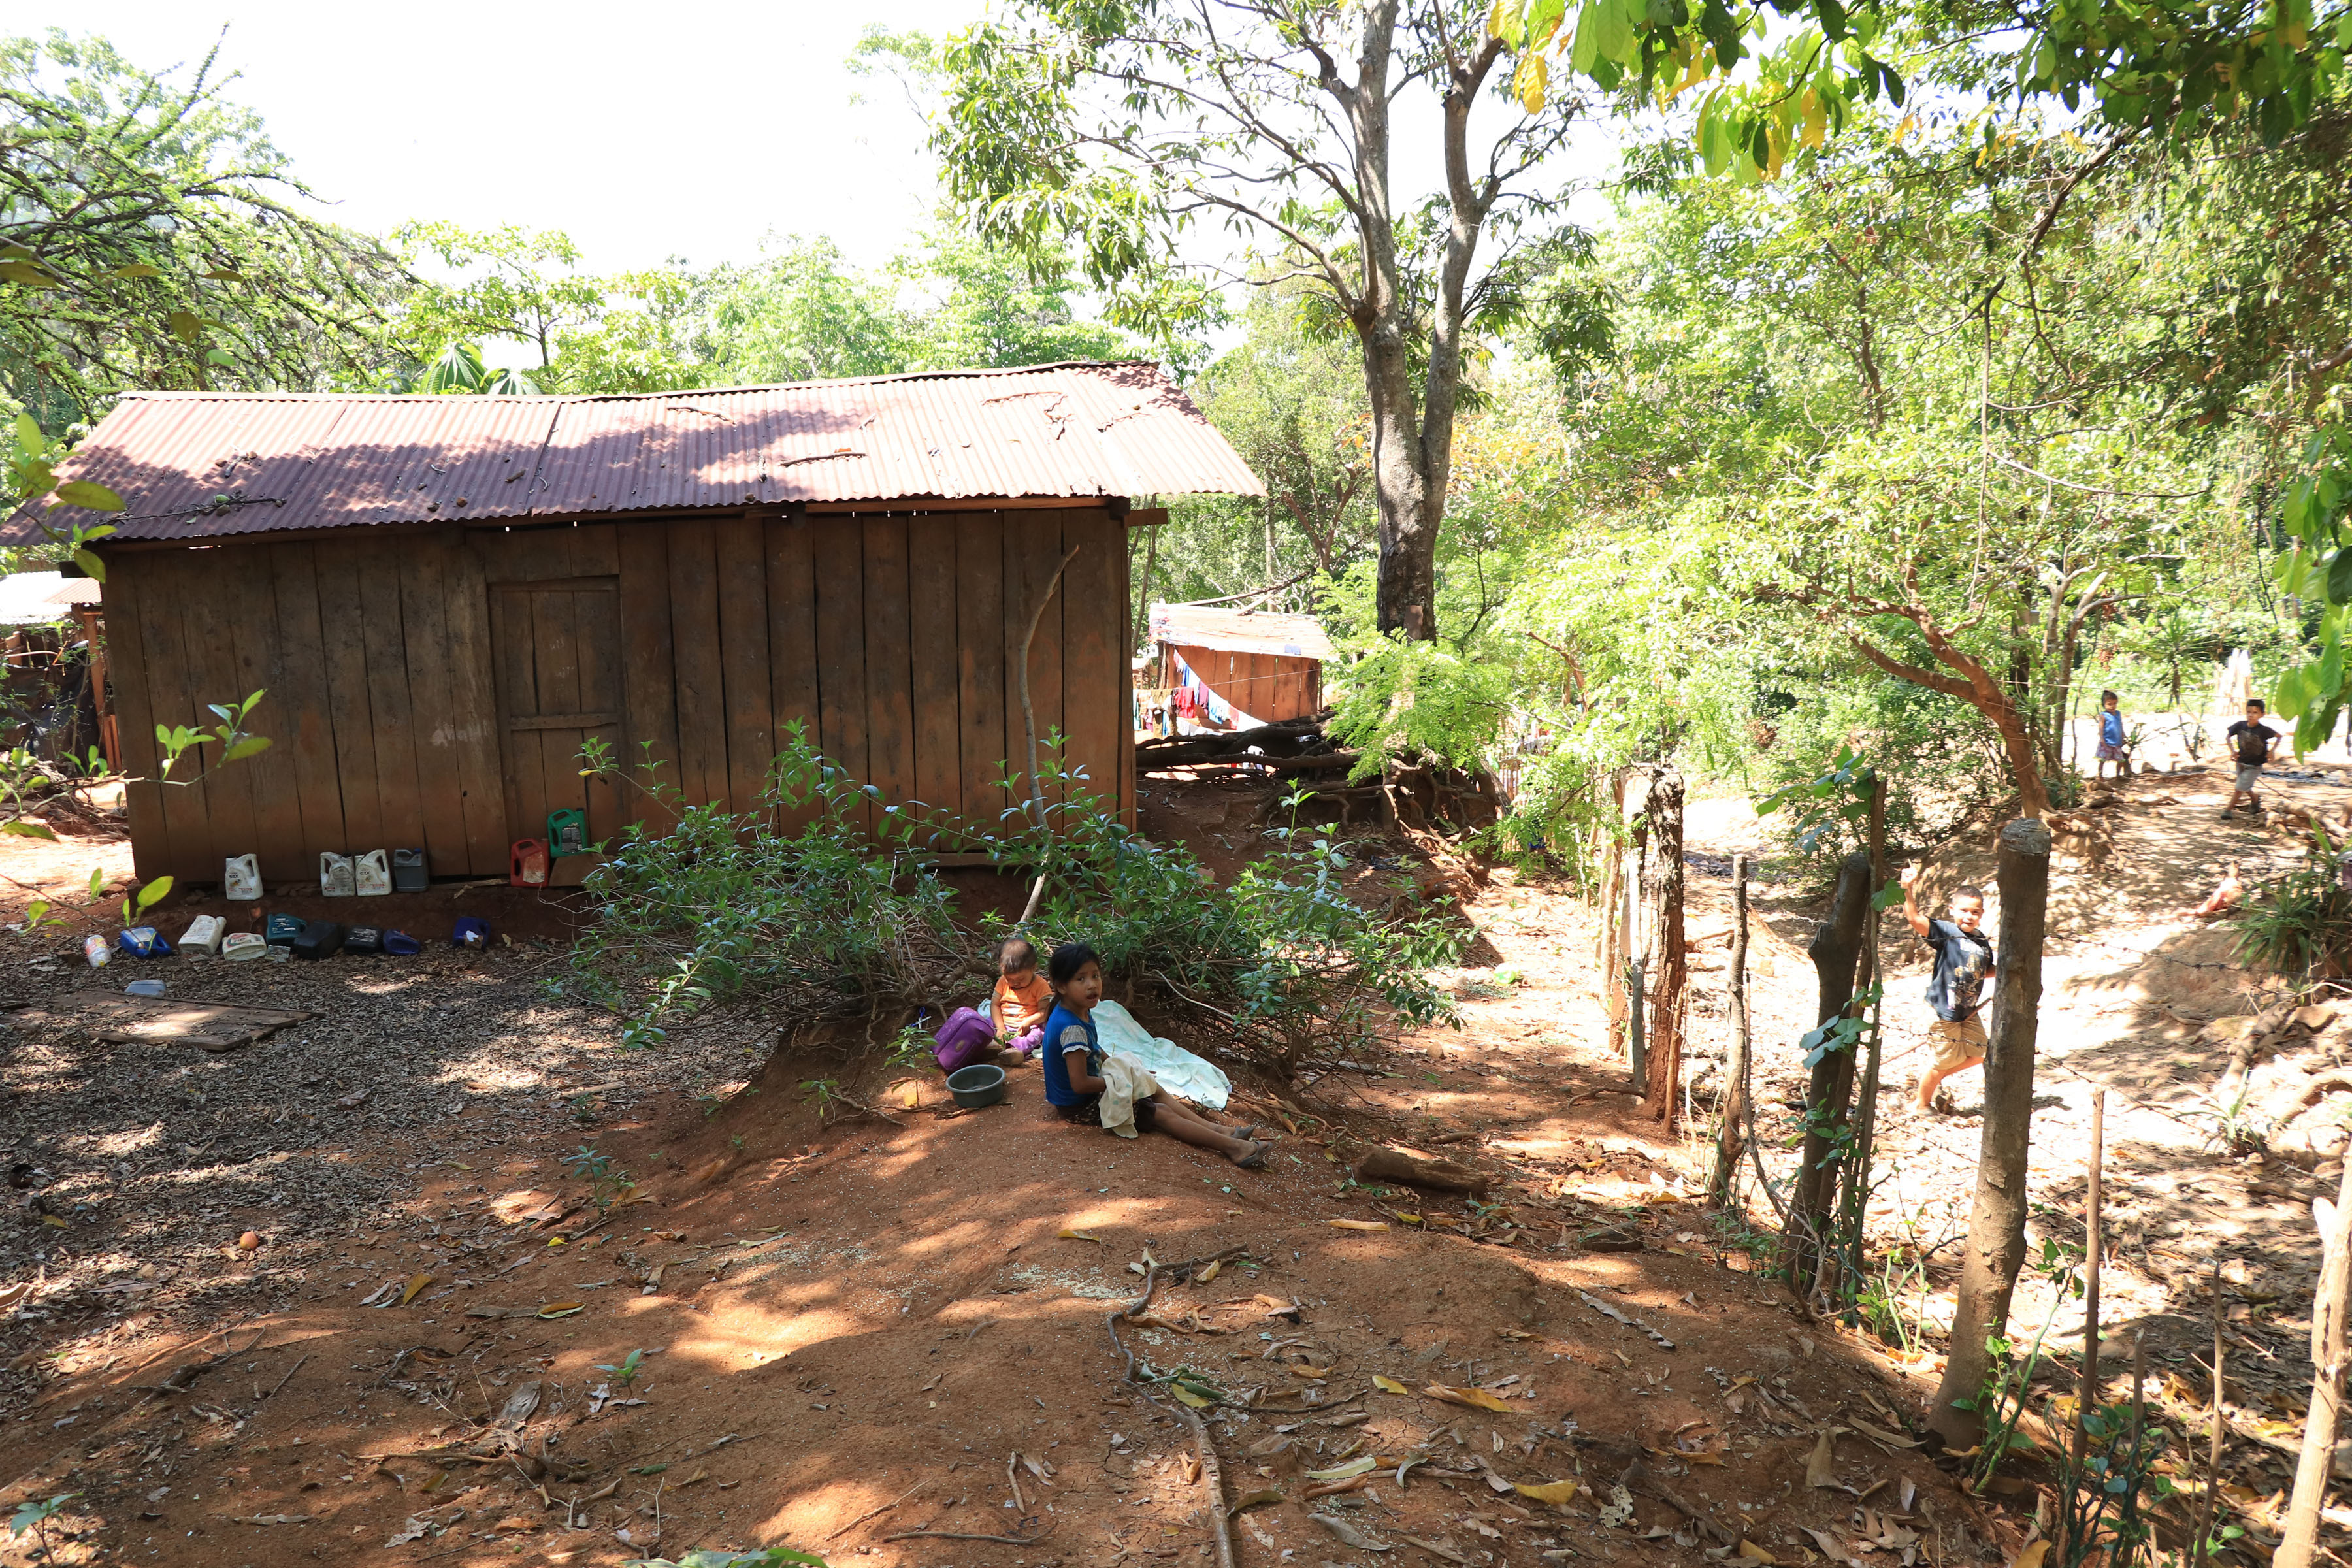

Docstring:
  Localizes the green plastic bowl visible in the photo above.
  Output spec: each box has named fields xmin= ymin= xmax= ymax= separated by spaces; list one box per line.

xmin=945 ymin=1063 xmax=1007 ymax=1109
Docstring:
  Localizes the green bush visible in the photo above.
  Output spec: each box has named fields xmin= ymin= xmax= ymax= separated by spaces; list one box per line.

xmin=569 ymin=727 xmax=1462 ymax=1077
xmin=2232 ymin=826 xmax=2352 ymax=986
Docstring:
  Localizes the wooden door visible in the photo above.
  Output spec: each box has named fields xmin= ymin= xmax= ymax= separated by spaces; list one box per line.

xmin=488 ymin=575 xmax=623 ymax=885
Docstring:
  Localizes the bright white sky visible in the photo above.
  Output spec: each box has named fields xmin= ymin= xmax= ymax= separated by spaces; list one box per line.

xmin=25 ymin=0 xmax=985 ymax=272
xmin=25 ymin=0 xmax=1622 ymax=367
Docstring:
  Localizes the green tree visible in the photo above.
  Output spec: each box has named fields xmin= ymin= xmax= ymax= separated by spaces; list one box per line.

xmin=0 ymin=30 xmax=401 ymax=419
xmin=393 ymin=221 xmax=605 ymax=384
xmin=934 ymin=0 xmax=1607 ymax=644
xmin=706 ymin=235 xmax=908 ymax=385
xmin=898 ymin=229 xmax=1137 ymax=371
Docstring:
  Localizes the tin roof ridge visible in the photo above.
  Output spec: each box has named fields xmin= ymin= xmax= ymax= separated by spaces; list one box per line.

xmin=112 ymin=361 xmax=1168 ymax=405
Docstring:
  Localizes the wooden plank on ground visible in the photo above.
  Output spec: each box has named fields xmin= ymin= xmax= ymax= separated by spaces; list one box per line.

xmin=1059 ymin=509 xmax=1119 ymax=822
xmin=615 ymin=523 xmax=681 ymax=837
xmin=765 ymin=515 xmax=820 ymax=834
xmin=956 ymin=512 xmax=1006 ymax=839
xmin=906 ymin=515 xmax=961 ymax=841
xmin=27 ymin=992 xmax=318 ymax=1053
xmin=862 ymin=516 xmax=915 ymax=825
xmin=715 ymin=515 xmax=774 ymax=815
xmin=664 ymin=518 xmax=728 ymax=809
xmin=311 ymin=543 xmax=385 ymax=860
xmin=98 ymin=554 xmax=169 ymax=880
xmin=811 ymin=517 xmax=870 ymax=831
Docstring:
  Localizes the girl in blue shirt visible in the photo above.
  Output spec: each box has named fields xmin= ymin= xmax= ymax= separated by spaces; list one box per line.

xmin=1042 ymin=942 xmax=1266 ymax=1167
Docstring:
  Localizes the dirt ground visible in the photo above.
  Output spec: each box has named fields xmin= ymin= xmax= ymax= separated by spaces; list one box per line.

xmin=0 ymin=763 xmax=2338 ymax=1566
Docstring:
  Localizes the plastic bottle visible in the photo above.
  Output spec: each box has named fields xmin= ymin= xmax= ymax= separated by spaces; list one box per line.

xmin=355 ymin=850 xmax=391 ymax=896
xmin=82 ymin=934 xmax=110 ymax=968
xmin=224 ymin=854 xmax=262 ymax=900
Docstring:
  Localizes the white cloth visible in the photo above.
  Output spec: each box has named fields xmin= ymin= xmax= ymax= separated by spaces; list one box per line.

xmin=1090 ymin=1000 xmax=1231 ymax=1109
xmin=1096 ymin=1055 xmax=1162 ymax=1139
xmin=977 ymin=996 xmax=1232 ymax=1109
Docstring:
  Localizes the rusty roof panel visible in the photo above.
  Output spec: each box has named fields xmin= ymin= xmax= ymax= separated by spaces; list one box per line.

xmin=10 ymin=363 xmax=1261 ymax=546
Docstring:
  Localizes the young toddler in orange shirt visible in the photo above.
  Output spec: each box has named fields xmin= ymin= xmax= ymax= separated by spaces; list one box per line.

xmin=992 ymin=936 xmax=1051 ymax=1060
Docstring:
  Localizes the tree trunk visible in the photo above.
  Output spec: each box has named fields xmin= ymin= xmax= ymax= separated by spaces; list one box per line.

xmin=1639 ymin=766 xmax=1686 ymax=1126
xmin=1928 ymin=817 xmax=2051 ymax=1451
xmin=1789 ymin=850 xmax=1872 ymax=1297
xmin=2278 ymin=1156 xmax=2352 ymax=1568
xmin=1833 ymin=781 xmax=1889 ymax=1284
xmin=1708 ymin=853 xmax=1753 ymax=1207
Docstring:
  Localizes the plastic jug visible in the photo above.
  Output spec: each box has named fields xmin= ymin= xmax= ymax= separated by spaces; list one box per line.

xmin=546 ymin=809 xmax=587 ymax=857
xmin=319 ymin=852 xmax=355 ymax=897
xmin=221 ymin=933 xmax=267 ymax=961
xmin=392 ymin=847 xmax=429 ymax=893
xmin=511 ymin=838 xmax=549 ymax=887
xmin=355 ymin=849 xmax=391 ymax=897
xmin=265 ymin=912 xmax=305 ymax=946
xmin=178 ymin=915 xmax=225 ymax=957
xmin=452 ymin=916 xmax=491 ymax=949
xmin=293 ymin=920 xmax=345 ymax=960
xmin=345 ymin=925 xmax=384 ymax=955
xmin=224 ymin=854 xmax=262 ymax=901
xmin=116 ymin=926 xmax=172 ymax=958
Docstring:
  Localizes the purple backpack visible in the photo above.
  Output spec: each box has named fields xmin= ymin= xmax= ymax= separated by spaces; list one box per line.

xmin=933 ymin=1007 xmax=996 ymax=1073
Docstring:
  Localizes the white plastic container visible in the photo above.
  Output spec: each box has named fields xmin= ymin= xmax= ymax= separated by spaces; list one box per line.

xmin=82 ymin=934 xmax=110 ymax=968
xmin=178 ymin=914 xmax=225 ymax=958
xmin=224 ymin=854 xmax=262 ymax=901
xmin=355 ymin=849 xmax=391 ymax=897
xmin=221 ymin=932 xmax=268 ymax=962
xmin=319 ymin=852 xmax=355 ymax=898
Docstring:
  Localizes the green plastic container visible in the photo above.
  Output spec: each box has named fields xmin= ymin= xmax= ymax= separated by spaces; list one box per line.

xmin=546 ymin=808 xmax=587 ymax=858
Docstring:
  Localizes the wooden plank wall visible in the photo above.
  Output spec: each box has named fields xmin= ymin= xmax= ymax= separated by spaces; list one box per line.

xmin=102 ymin=508 xmax=1131 ymax=882
xmin=1168 ymin=644 xmax=1322 ymax=724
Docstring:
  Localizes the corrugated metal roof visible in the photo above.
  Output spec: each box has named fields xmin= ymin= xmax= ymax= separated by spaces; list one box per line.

xmin=6 ymin=361 xmax=1263 ymax=545
xmin=1151 ymin=604 xmax=1335 ymax=662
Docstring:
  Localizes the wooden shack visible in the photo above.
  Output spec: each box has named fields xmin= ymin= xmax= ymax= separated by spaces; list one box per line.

xmin=1149 ymin=603 xmax=1335 ymax=727
xmin=9 ymin=364 xmax=1262 ymax=883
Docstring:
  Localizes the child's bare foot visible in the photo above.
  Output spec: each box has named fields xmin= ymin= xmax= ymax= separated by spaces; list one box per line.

xmin=1228 ymin=1140 xmax=1267 ymax=1169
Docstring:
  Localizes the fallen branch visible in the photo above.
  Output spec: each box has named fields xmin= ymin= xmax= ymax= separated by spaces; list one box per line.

xmin=827 ymin=1480 xmax=926 ymax=1541
xmin=882 ymin=1529 xmax=1054 ymax=1546
xmin=261 ymin=1354 xmax=308 ymax=1402
xmin=1354 ymin=1149 xmax=1490 ymax=1196
xmin=1110 ymin=1266 xmax=1235 ymax=1568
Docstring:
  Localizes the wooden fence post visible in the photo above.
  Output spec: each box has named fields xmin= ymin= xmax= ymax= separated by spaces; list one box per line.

xmin=2279 ymin=1156 xmax=2352 ymax=1568
xmin=1708 ymin=852 xmax=1752 ymax=1207
xmin=1640 ymin=766 xmax=1686 ymax=1125
xmin=1788 ymin=849 xmax=1872 ymax=1296
xmin=1928 ymin=817 xmax=2050 ymax=1451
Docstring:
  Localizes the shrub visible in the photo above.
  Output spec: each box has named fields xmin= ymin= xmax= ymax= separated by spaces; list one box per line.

xmin=569 ymin=727 xmax=1462 ymax=1077
xmin=2232 ymin=825 xmax=2352 ymax=986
